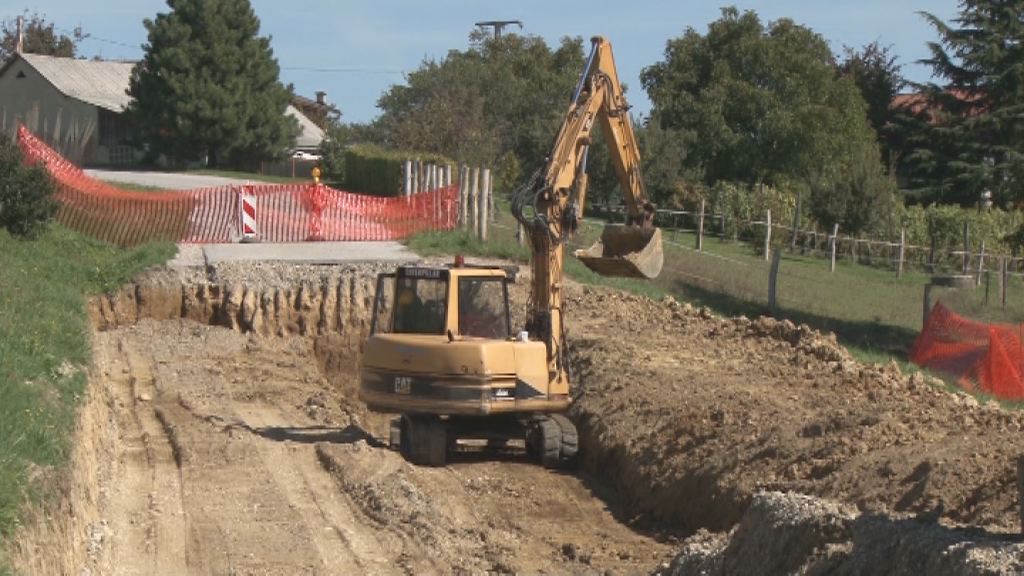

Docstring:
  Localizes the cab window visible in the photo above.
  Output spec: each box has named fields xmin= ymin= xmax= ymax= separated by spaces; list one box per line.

xmin=458 ymin=277 xmax=510 ymax=338
xmin=393 ymin=276 xmax=447 ymax=334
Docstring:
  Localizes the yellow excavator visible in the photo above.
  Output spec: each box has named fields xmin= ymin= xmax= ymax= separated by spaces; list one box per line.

xmin=359 ymin=36 xmax=663 ymax=467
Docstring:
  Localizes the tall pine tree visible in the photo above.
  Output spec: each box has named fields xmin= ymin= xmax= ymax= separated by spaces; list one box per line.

xmin=127 ymin=0 xmax=297 ymax=168
xmin=911 ymin=1 xmax=1024 ymax=205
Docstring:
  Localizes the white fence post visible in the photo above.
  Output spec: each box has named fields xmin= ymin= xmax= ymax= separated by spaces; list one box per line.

xmin=764 ymin=209 xmax=772 ymax=262
xmin=471 ymin=167 xmax=481 ymax=237
xmin=696 ymin=199 xmax=705 ymax=251
xmin=897 ymin=228 xmax=905 ymax=278
xmin=830 ymin=223 xmax=839 ymax=273
xmin=480 ymin=168 xmax=491 ymax=241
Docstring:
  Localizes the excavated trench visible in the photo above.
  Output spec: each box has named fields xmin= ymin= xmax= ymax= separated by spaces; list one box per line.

xmin=62 ymin=266 xmax=679 ymax=574
xmin=14 ymin=264 xmax=1024 ymax=574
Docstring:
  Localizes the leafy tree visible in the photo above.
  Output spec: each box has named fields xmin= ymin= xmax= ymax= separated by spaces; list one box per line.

xmin=0 ymin=11 xmax=83 ymax=61
xmin=838 ymin=41 xmax=907 ymax=166
xmin=373 ymin=33 xmax=585 ymax=191
xmin=641 ymin=7 xmax=893 ymax=234
xmin=907 ymin=1 xmax=1024 ymax=206
xmin=0 ymin=136 xmax=57 ymax=239
xmin=637 ymin=115 xmax=701 ymax=208
xmin=126 ymin=0 xmax=297 ymax=169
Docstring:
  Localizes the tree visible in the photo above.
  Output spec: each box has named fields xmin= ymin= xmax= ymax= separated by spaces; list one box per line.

xmin=640 ymin=7 xmax=893 ymax=234
xmin=838 ymin=41 xmax=906 ymax=166
xmin=907 ymin=1 xmax=1024 ymax=206
xmin=0 ymin=11 xmax=84 ymax=61
xmin=372 ymin=33 xmax=585 ymax=191
xmin=0 ymin=136 xmax=57 ymax=239
xmin=126 ymin=0 xmax=297 ymax=169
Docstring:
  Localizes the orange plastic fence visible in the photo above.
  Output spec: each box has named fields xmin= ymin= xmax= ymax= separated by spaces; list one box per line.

xmin=17 ymin=125 xmax=457 ymax=246
xmin=910 ymin=302 xmax=1024 ymax=399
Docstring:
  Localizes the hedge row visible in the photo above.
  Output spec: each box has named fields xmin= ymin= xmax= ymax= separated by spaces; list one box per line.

xmin=343 ymin=145 xmax=453 ymax=198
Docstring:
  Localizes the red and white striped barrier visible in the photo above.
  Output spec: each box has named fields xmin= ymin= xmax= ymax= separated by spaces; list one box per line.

xmin=239 ymin=184 xmax=259 ymax=242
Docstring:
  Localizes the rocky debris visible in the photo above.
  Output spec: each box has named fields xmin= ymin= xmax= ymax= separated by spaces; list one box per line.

xmin=667 ymin=492 xmax=1024 ymax=575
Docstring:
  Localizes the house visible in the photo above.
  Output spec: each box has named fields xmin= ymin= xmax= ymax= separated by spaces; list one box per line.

xmin=0 ymin=52 xmax=325 ymax=166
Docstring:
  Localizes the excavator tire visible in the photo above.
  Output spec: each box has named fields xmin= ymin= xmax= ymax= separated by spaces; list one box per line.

xmin=400 ymin=415 xmax=448 ymax=467
xmin=527 ymin=417 xmax=563 ymax=469
xmin=550 ymin=414 xmax=579 ymax=466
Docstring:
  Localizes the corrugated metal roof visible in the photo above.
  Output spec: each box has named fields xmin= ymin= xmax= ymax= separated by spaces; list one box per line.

xmin=20 ymin=53 xmax=136 ymax=112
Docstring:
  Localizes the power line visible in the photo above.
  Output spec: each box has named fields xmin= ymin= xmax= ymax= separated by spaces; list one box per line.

xmin=280 ymin=65 xmax=405 ymax=75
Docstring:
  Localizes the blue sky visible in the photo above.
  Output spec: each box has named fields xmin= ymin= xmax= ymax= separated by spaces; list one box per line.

xmin=12 ymin=1 xmax=961 ymax=123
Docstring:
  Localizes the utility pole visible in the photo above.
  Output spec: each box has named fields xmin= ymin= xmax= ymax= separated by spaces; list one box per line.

xmin=474 ymin=20 xmax=522 ymax=39
xmin=15 ymin=15 xmax=24 ymax=54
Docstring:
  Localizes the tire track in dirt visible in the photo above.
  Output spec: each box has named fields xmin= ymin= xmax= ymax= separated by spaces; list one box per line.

xmin=99 ymin=336 xmax=189 ymax=575
xmin=235 ymin=405 xmax=402 ymax=575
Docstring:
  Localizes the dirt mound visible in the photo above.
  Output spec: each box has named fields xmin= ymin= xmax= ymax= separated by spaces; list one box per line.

xmin=557 ymin=284 xmax=1024 ymax=570
xmin=667 ymin=491 xmax=1024 ymax=575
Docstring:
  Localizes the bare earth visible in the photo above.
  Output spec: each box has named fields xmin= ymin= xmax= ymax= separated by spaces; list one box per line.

xmin=85 ymin=318 xmax=672 ymax=575
xmin=11 ymin=261 xmax=1024 ymax=574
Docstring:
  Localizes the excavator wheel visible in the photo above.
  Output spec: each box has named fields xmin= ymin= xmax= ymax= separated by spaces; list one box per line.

xmin=550 ymin=414 xmax=579 ymax=466
xmin=527 ymin=417 xmax=562 ymax=468
xmin=399 ymin=414 xmax=448 ymax=467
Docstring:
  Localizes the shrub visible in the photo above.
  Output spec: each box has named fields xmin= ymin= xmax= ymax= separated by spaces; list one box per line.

xmin=344 ymin=145 xmax=452 ymax=197
xmin=0 ymin=138 xmax=57 ymax=239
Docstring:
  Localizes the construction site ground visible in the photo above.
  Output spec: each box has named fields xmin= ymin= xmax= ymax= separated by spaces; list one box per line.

xmin=9 ymin=256 xmax=1024 ymax=574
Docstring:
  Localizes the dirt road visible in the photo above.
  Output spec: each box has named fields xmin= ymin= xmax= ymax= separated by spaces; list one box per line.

xmin=84 ymin=318 xmax=672 ymax=575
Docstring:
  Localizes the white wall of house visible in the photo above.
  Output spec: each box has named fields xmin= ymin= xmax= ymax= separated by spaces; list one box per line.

xmin=0 ymin=57 xmax=103 ymax=164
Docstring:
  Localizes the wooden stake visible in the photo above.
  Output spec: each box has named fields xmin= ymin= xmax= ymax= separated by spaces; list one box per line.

xmin=696 ymin=199 xmax=705 ymax=251
xmin=459 ymin=165 xmax=469 ymax=228
xmin=764 ymin=209 xmax=772 ymax=262
xmin=1001 ymin=256 xmax=1008 ymax=309
xmin=471 ymin=167 xmax=481 ymax=238
xmin=977 ymin=241 xmax=986 ymax=286
xmin=403 ymin=160 xmax=412 ymax=196
xmin=830 ymin=223 xmax=839 ymax=273
xmin=897 ymin=228 xmax=905 ymax=278
xmin=480 ymin=168 xmax=490 ymax=241
xmin=963 ymin=220 xmax=970 ymax=274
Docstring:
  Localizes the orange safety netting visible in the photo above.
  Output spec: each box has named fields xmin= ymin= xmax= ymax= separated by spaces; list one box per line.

xmin=16 ymin=125 xmax=457 ymax=246
xmin=910 ymin=301 xmax=1024 ymax=399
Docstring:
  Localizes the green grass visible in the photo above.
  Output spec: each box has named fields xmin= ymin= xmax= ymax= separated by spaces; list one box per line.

xmin=99 ymin=180 xmax=167 ymax=193
xmin=0 ymin=225 xmax=174 ymax=543
xmin=188 ymin=169 xmax=307 ymax=184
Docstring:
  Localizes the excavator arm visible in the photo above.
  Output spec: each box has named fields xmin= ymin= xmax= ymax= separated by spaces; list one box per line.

xmin=512 ymin=36 xmax=664 ymax=396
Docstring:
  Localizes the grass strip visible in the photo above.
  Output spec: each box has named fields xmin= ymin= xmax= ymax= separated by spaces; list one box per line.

xmin=0 ymin=225 xmax=173 ymax=542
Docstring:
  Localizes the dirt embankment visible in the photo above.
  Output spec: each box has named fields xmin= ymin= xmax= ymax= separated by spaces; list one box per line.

xmin=563 ymin=287 xmax=1024 ymax=572
xmin=10 ymin=262 xmax=1024 ymax=575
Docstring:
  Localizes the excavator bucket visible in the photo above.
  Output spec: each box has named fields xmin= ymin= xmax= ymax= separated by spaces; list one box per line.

xmin=574 ymin=225 xmax=663 ymax=279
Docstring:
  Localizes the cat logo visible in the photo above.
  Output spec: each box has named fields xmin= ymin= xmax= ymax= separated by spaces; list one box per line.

xmin=394 ymin=376 xmax=412 ymax=395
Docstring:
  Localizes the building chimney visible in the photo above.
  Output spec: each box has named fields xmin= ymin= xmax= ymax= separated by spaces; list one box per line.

xmin=316 ymin=91 xmax=327 ymax=105
xmin=15 ymin=15 xmax=24 ymax=54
